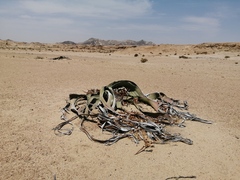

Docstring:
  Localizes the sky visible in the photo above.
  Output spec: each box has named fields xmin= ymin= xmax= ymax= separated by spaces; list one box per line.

xmin=0 ymin=0 xmax=239 ymax=44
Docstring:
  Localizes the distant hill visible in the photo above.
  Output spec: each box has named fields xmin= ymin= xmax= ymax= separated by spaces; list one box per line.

xmin=81 ymin=38 xmax=155 ymax=46
xmin=60 ymin=41 xmax=76 ymax=45
xmin=2 ymin=39 xmax=239 ymax=54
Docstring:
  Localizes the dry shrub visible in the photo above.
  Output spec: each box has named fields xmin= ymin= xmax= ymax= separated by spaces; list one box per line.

xmin=179 ymin=55 xmax=189 ymax=59
xmin=35 ymin=56 xmax=44 ymax=59
xmin=140 ymin=58 xmax=148 ymax=63
xmin=196 ymin=51 xmax=207 ymax=55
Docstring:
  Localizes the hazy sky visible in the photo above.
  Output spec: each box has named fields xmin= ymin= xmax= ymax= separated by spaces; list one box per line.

xmin=0 ymin=0 xmax=239 ymax=44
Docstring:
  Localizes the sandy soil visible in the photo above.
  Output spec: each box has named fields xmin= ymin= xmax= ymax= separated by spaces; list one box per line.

xmin=0 ymin=42 xmax=240 ymax=180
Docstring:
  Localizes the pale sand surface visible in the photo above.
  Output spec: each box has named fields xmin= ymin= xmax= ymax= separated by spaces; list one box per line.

xmin=0 ymin=44 xmax=240 ymax=179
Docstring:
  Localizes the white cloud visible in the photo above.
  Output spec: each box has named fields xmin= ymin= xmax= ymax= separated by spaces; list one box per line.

xmin=183 ymin=16 xmax=219 ymax=27
xmin=108 ymin=23 xmax=174 ymax=33
xmin=181 ymin=16 xmax=220 ymax=33
xmin=18 ymin=14 xmax=73 ymax=26
xmin=20 ymin=14 xmax=33 ymax=19
xmin=20 ymin=0 xmax=152 ymax=19
xmin=205 ymin=2 xmax=237 ymax=19
xmin=1 ymin=0 xmax=239 ymax=44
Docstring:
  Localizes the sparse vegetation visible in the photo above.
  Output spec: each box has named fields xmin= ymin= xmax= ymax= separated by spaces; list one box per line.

xmin=140 ymin=58 xmax=148 ymax=63
xmin=196 ymin=51 xmax=207 ymax=55
xmin=134 ymin=53 xmax=138 ymax=57
xmin=225 ymin=56 xmax=230 ymax=59
xmin=179 ymin=55 xmax=189 ymax=59
xmin=35 ymin=56 xmax=44 ymax=59
xmin=52 ymin=56 xmax=70 ymax=60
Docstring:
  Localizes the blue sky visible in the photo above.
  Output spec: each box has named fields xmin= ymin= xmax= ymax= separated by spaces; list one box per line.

xmin=0 ymin=0 xmax=239 ymax=44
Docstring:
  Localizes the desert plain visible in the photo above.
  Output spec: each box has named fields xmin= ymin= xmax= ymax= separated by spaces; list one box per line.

xmin=0 ymin=40 xmax=240 ymax=179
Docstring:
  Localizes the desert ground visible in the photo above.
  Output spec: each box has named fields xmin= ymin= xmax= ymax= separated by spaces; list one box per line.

xmin=0 ymin=40 xmax=240 ymax=180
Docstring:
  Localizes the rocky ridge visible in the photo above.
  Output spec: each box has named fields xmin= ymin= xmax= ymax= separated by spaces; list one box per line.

xmin=0 ymin=39 xmax=239 ymax=54
xmin=80 ymin=38 xmax=155 ymax=46
xmin=59 ymin=38 xmax=154 ymax=46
